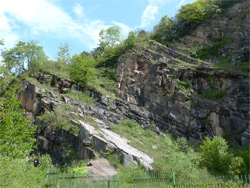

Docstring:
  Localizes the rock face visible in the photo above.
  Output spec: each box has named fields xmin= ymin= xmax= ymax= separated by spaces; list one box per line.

xmin=174 ymin=0 xmax=250 ymax=63
xmin=116 ymin=42 xmax=249 ymax=146
xmin=79 ymin=121 xmax=153 ymax=170
xmin=19 ymin=78 xmax=154 ymax=169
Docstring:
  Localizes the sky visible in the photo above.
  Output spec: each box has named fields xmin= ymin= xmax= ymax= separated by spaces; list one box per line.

xmin=0 ymin=0 xmax=194 ymax=59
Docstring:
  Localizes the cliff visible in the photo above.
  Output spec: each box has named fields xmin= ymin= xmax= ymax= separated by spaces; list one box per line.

xmin=116 ymin=42 xmax=249 ymax=146
xmin=174 ymin=0 xmax=250 ymax=63
xmin=17 ymin=0 xmax=249 ymax=171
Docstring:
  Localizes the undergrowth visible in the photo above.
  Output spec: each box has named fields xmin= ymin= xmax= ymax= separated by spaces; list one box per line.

xmin=64 ymin=90 xmax=95 ymax=106
xmin=197 ymin=89 xmax=227 ymax=102
xmin=39 ymin=104 xmax=80 ymax=136
xmin=110 ymin=120 xmax=209 ymax=179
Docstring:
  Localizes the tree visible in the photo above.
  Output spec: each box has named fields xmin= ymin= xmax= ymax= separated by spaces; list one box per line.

xmin=57 ymin=43 xmax=70 ymax=65
xmin=199 ymin=136 xmax=232 ymax=174
xmin=176 ymin=0 xmax=207 ymax=31
xmin=2 ymin=40 xmax=47 ymax=75
xmin=93 ymin=26 xmax=121 ymax=57
xmin=152 ymin=15 xmax=174 ymax=44
xmin=0 ymin=79 xmax=36 ymax=158
xmin=69 ymin=54 xmax=95 ymax=88
xmin=0 ymin=39 xmax=4 ymax=46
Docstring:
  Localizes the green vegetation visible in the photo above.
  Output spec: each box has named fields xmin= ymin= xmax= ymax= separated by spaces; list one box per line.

xmin=0 ymin=154 xmax=52 ymax=188
xmin=0 ymin=79 xmax=36 ymax=159
xmin=2 ymin=40 xmax=48 ymax=75
xmin=172 ymin=57 xmax=199 ymax=69
xmin=64 ymin=90 xmax=95 ymax=106
xmin=39 ymin=104 xmax=80 ymax=136
xmin=175 ymin=78 xmax=191 ymax=95
xmin=199 ymin=136 xmax=233 ymax=174
xmin=110 ymin=120 xmax=208 ymax=179
xmin=0 ymin=1 xmax=249 ymax=187
xmin=215 ymin=57 xmax=250 ymax=74
xmin=196 ymin=36 xmax=233 ymax=60
xmin=197 ymin=88 xmax=226 ymax=102
xmin=152 ymin=0 xmax=244 ymax=45
xmin=186 ymin=99 xmax=195 ymax=106
xmin=101 ymin=149 xmax=149 ymax=187
xmin=70 ymin=54 xmax=96 ymax=88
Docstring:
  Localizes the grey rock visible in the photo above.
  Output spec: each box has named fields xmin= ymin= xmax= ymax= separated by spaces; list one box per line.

xmin=151 ymin=145 xmax=158 ymax=150
xmin=79 ymin=121 xmax=94 ymax=145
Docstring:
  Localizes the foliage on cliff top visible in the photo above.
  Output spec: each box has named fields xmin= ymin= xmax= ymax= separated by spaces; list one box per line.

xmin=152 ymin=0 xmax=245 ymax=45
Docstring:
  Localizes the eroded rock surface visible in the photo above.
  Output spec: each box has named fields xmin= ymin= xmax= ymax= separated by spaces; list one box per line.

xmin=116 ymin=42 xmax=249 ymax=146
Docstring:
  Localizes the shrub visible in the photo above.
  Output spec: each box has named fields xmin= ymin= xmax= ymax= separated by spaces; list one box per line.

xmin=0 ymin=154 xmax=51 ymax=188
xmin=228 ymin=157 xmax=247 ymax=176
xmin=199 ymin=136 xmax=233 ymax=174
xmin=70 ymin=54 xmax=95 ymax=88
xmin=196 ymin=36 xmax=233 ymax=60
xmin=0 ymin=79 xmax=36 ymax=159
xmin=197 ymin=89 xmax=226 ymax=102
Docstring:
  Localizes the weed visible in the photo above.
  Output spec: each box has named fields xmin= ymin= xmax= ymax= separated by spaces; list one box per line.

xmin=175 ymin=79 xmax=191 ymax=95
xmin=64 ymin=90 xmax=95 ymax=106
xmin=196 ymin=36 xmax=233 ymax=60
xmin=110 ymin=120 xmax=208 ymax=179
xmin=39 ymin=104 xmax=80 ymax=136
xmin=197 ymin=89 xmax=227 ymax=102
xmin=186 ymin=100 xmax=195 ymax=106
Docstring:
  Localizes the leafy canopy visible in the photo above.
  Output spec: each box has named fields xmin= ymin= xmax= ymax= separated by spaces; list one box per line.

xmin=2 ymin=40 xmax=47 ymax=75
xmin=69 ymin=54 xmax=95 ymax=88
xmin=57 ymin=43 xmax=71 ymax=65
xmin=93 ymin=26 xmax=121 ymax=57
xmin=0 ymin=79 xmax=36 ymax=159
xmin=152 ymin=0 xmax=244 ymax=45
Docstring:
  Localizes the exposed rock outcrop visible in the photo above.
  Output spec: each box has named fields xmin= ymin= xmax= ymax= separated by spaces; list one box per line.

xmin=174 ymin=0 xmax=250 ymax=63
xmin=20 ymin=78 xmax=154 ymax=169
xmin=116 ymin=43 xmax=249 ymax=146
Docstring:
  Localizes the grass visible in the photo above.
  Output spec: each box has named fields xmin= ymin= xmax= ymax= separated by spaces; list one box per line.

xmin=196 ymin=89 xmax=227 ymax=103
xmin=64 ymin=90 xmax=96 ymax=106
xmin=175 ymin=78 xmax=191 ymax=95
xmin=214 ymin=57 xmax=250 ymax=74
xmin=172 ymin=57 xmax=198 ymax=69
xmin=186 ymin=99 xmax=195 ymax=106
xmin=196 ymin=36 xmax=233 ymax=60
xmin=110 ymin=120 xmax=209 ymax=179
xmin=40 ymin=61 xmax=71 ymax=80
xmin=78 ymin=115 xmax=97 ymax=127
xmin=0 ymin=154 xmax=52 ymax=188
xmin=88 ymin=68 xmax=117 ymax=96
xmin=101 ymin=149 xmax=149 ymax=187
xmin=39 ymin=104 xmax=80 ymax=136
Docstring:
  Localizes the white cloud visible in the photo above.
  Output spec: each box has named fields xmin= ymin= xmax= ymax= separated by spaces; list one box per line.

xmin=140 ymin=5 xmax=159 ymax=28
xmin=0 ymin=13 xmax=19 ymax=49
xmin=0 ymin=0 xmax=108 ymax=50
xmin=138 ymin=0 xmax=169 ymax=28
xmin=73 ymin=3 xmax=85 ymax=18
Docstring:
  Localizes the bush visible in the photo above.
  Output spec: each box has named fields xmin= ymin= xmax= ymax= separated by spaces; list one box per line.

xmin=0 ymin=154 xmax=51 ymax=188
xmin=197 ymin=89 xmax=226 ymax=102
xmin=111 ymin=120 xmax=207 ymax=179
xmin=199 ymin=136 xmax=233 ymax=174
xmin=228 ymin=157 xmax=247 ymax=176
xmin=70 ymin=54 xmax=95 ymax=88
xmin=196 ymin=36 xmax=233 ymax=60
xmin=0 ymin=79 xmax=36 ymax=159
